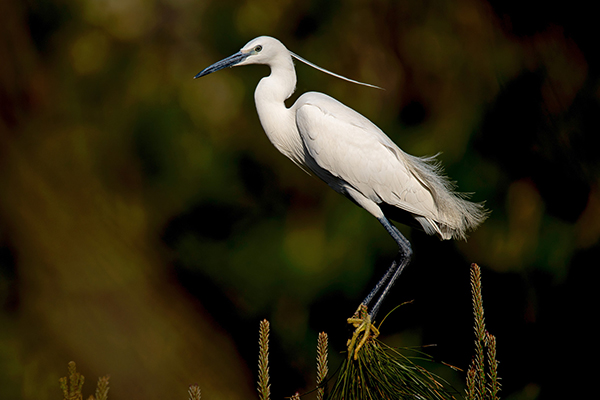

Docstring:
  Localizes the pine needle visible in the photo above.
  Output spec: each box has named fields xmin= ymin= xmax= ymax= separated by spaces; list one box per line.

xmin=330 ymin=338 xmax=458 ymax=400
xmin=258 ymin=319 xmax=271 ymax=400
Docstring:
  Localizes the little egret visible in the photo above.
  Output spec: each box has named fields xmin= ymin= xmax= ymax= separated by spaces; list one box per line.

xmin=195 ymin=36 xmax=488 ymax=352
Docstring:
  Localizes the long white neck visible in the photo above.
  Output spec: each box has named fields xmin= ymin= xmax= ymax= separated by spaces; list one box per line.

xmin=254 ymin=56 xmax=307 ymax=169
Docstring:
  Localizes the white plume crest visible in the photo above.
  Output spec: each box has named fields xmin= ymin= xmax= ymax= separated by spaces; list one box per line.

xmin=290 ymin=51 xmax=383 ymax=90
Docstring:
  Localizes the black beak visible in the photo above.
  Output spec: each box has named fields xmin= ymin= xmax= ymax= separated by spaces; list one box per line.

xmin=194 ymin=51 xmax=250 ymax=79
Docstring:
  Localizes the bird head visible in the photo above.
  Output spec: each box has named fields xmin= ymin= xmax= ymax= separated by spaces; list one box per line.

xmin=194 ymin=36 xmax=289 ymax=79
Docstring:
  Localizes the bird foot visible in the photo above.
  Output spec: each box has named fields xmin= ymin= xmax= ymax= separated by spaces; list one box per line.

xmin=347 ymin=304 xmax=379 ymax=360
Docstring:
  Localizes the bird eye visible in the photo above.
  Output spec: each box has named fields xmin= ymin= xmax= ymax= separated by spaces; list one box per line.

xmin=254 ymin=45 xmax=262 ymax=53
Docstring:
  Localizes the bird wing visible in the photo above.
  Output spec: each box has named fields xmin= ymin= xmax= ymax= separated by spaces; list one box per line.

xmin=294 ymin=92 xmax=441 ymax=223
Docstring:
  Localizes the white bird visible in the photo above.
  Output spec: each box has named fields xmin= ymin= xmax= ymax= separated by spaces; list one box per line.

xmin=194 ymin=36 xmax=487 ymax=343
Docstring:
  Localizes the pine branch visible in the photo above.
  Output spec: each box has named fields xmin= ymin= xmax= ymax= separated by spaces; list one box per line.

xmin=485 ymin=332 xmax=501 ymax=400
xmin=466 ymin=263 xmax=501 ymax=400
xmin=59 ymin=361 xmax=85 ymax=400
xmin=316 ymin=332 xmax=328 ymax=400
xmin=258 ymin=319 xmax=271 ymax=400
xmin=59 ymin=362 xmax=110 ymax=400
xmin=188 ymin=384 xmax=201 ymax=400
xmin=466 ymin=363 xmax=478 ymax=400
xmin=70 ymin=361 xmax=84 ymax=400
xmin=93 ymin=375 xmax=110 ymax=400
xmin=59 ymin=376 xmax=69 ymax=400
xmin=470 ymin=264 xmax=486 ymax=399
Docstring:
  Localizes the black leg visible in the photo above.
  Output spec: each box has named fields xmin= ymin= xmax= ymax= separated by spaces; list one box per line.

xmin=362 ymin=216 xmax=413 ymax=319
xmin=361 ymin=259 xmax=398 ymax=307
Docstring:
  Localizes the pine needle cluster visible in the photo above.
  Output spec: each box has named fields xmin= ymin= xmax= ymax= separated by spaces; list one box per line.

xmin=466 ymin=263 xmax=501 ymax=400
xmin=59 ymin=361 xmax=109 ymax=400
xmin=329 ymin=338 xmax=458 ymax=400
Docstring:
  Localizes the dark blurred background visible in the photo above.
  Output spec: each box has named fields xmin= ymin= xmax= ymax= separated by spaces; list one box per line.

xmin=1 ymin=0 xmax=598 ymax=399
